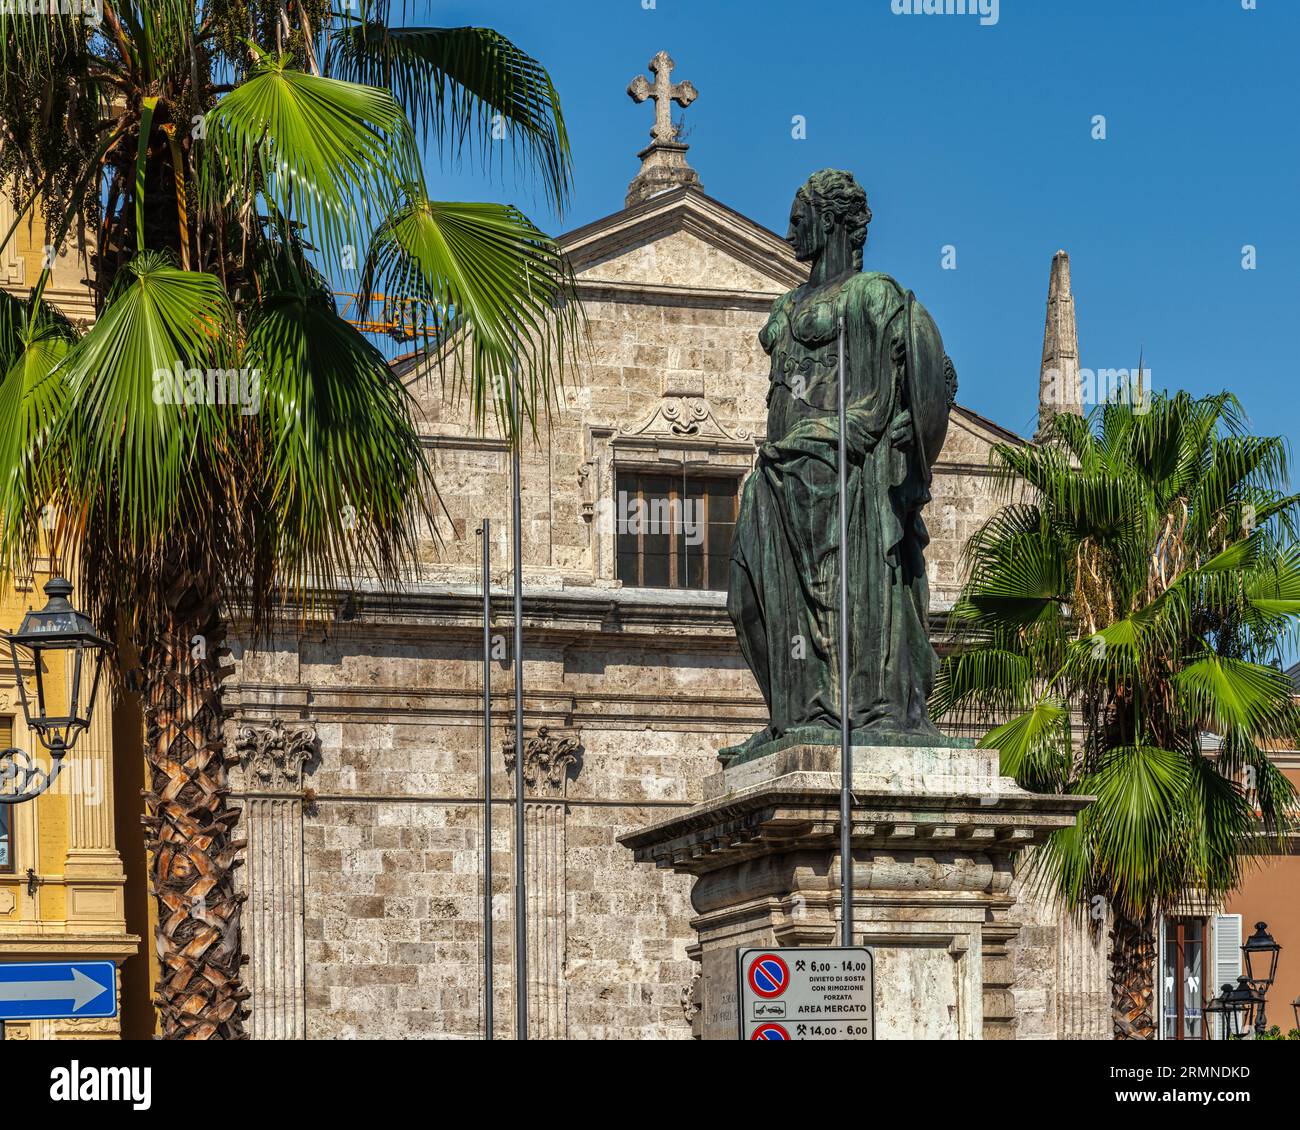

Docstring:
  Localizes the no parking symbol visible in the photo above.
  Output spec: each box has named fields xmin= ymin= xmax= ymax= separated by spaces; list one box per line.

xmin=746 ymin=953 xmax=789 ymax=999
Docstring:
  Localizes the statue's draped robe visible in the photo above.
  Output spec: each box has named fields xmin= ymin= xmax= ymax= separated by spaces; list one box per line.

xmin=728 ymin=271 xmax=943 ymax=749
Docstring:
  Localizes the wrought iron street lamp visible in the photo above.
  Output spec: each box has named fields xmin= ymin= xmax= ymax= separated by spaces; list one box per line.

xmin=1243 ymin=921 xmax=1281 ymax=988
xmin=1206 ymin=984 xmax=1236 ymax=1039
xmin=1225 ymin=977 xmax=1262 ymax=1038
xmin=1292 ymin=993 xmax=1299 ymax=1033
xmin=0 ymin=577 xmax=108 ymax=805
xmin=1242 ymin=921 xmax=1281 ymax=1036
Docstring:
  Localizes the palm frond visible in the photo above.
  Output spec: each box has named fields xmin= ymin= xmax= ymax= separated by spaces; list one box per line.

xmin=0 ymin=291 xmax=76 ymax=574
xmin=200 ymin=52 xmax=421 ymax=267
xmin=359 ymin=192 xmax=580 ymax=436
xmin=50 ymin=252 xmax=238 ymax=548
xmin=244 ymin=279 xmax=436 ymax=604
xmin=330 ymin=22 xmax=572 ymax=211
xmin=980 ymin=700 xmax=1073 ymax=791
xmin=1076 ymin=744 xmax=1192 ymax=917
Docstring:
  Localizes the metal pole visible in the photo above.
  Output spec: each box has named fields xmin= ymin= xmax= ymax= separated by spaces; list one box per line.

xmin=481 ymin=519 xmax=493 ymax=1040
xmin=510 ymin=361 xmax=528 ymax=1041
xmin=837 ymin=316 xmax=853 ymax=947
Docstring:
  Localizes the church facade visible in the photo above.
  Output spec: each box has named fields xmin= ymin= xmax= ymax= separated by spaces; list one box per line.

xmin=2 ymin=51 xmax=1292 ymax=1044
xmin=224 ymin=65 xmax=1111 ymax=1040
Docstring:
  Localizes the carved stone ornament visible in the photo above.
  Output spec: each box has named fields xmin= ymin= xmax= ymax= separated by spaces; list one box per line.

xmin=620 ymin=396 xmax=752 ymax=444
xmin=682 ymin=974 xmax=702 ymax=1024
xmin=502 ymin=726 xmax=582 ymax=799
xmin=235 ymin=718 xmax=318 ymax=792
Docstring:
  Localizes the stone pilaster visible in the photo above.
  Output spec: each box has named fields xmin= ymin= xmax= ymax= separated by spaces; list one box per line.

xmin=1055 ymin=902 xmax=1111 ymax=1039
xmin=62 ymin=675 xmax=128 ymax=934
xmin=234 ymin=718 xmax=317 ymax=1040
xmin=504 ymin=726 xmax=581 ymax=1039
xmin=622 ymin=743 xmax=1089 ymax=1040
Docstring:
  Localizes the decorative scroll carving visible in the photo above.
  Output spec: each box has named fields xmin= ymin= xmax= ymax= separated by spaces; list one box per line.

xmin=620 ymin=396 xmax=751 ymax=444
xmin=502 ymin=726 xmax=581 ymax=799
xmin=235 ymin=718 xmax=318 ymax=792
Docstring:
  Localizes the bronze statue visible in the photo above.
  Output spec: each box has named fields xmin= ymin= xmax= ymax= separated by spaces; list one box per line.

xmin=723 ymin=170 xmax=957 ymax=763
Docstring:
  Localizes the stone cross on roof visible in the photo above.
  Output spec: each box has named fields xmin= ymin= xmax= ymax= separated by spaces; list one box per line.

xmin=628 ymin=51 xmax=697 ymax=144
xmin=624 ymin=51 xmax=702 ymax=207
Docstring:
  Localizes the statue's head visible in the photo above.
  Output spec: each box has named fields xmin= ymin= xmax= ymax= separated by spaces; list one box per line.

xmin=787 ymin=169 xmax=872 ymax=270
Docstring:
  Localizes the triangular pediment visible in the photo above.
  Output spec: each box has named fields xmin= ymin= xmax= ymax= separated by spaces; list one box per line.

xmin=559 ymin=187 xmax=806 ymax=296
xmin=936 ymin=404 xmax=1027 ymax=466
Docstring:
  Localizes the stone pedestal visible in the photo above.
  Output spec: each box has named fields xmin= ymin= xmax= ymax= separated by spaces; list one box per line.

xmin=621 ymin=742 xmax=1088 ymax=1040
xmin=625 ymin=141 xmax=701 ymax=206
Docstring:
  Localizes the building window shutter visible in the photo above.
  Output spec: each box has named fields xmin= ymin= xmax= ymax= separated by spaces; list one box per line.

xmin=1213 ymin=914 xmax=1243 ymax=1039
xmin=1155 ymin=914 xmax=1166 ymax=1039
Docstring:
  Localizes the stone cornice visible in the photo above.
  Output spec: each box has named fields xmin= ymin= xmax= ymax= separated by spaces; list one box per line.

xmin=229 ymin=683 xmax=768 ymax=731
xmin=573 ymin=278 xmax=782 ymax=311
xmin=229 ymin=585 xmax=958 ymax=651
xmin=620 ymin=745 xmax=1091 ymax=876
xmin=0 ymin=931 xmax=139 ymax=962
xmin=243 ymin=581 xmax=738 ymax=639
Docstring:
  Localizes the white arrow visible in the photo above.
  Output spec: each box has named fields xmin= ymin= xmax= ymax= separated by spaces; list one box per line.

xmin=0 ymin=968 xmax=108 ymax=1012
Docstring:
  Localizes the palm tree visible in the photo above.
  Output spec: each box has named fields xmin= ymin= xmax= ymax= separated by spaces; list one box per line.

xmin=934 ymin=390 xmax=1300 ymax=1039
xmin=0 ymin=2 xmax=579 ymax=1038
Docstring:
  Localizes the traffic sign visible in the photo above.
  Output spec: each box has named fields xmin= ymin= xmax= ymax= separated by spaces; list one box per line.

xmin=738 ymin=947 xmax=873 ymax=1040
xmin=746 ymin=953 xmax=789 ymax=998
xmin=0 ymin=961 xmax=117 ymax=1022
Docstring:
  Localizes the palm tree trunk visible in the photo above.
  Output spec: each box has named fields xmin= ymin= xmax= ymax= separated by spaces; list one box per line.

xmin=1110 ymin=904 xmax=1157 ymax=1039
xmin=140 ymin=575 xmax=248 ymax=1039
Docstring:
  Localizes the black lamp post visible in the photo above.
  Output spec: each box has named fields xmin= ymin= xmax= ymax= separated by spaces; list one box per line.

xmin=1291 ymin=994 xmax=1299 ymax=1033
xmin=1242 ymin=921 xmax=1281 ymax=1036
xmin=0 ymin=577 xmax=108 ymax=805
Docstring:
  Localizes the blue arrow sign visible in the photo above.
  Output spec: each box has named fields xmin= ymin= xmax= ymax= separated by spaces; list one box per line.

xmin=0 ymin=961 xmax=116 ymax=1021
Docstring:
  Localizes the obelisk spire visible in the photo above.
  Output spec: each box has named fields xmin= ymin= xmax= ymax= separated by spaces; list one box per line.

xmin=1036 ymin=249 xmax=1083 ymax=439
xmin=625 ymin=51 xmax=702 ymax=206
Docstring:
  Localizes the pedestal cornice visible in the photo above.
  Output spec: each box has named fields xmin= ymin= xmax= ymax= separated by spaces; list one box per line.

xmin=621 ymin=744 xmax=1090 ymax=876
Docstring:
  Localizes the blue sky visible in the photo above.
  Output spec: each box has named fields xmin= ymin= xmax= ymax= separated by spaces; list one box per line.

xmin=424 ymin=0 xmax=1298 ymax=445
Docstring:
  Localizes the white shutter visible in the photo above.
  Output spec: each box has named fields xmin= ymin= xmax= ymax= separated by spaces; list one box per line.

xmin=1214 ymin=914 xmax=1243 ymax=1039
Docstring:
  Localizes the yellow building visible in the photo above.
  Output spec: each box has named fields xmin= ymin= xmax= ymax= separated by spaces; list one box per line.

xmin=0 ymin=569 xmax=139 ymax=1038
xmin=0 ymin=196 xmax=140 ymax=1039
